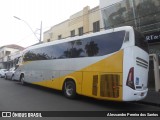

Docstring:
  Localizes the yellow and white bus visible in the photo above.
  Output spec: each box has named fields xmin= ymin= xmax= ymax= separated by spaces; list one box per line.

xmin=14 ymin=26 xmax=149 ymax=101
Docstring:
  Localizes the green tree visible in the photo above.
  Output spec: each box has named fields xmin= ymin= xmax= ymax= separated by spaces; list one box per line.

xmin=85 ymin=41 xmax=99 ymax=57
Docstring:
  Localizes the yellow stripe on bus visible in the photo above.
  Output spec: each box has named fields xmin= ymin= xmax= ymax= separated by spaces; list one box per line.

xmin=32 ymin=50 xmax=123 ymax=101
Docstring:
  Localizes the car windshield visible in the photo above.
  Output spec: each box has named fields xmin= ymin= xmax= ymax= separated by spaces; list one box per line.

xmin=9 ymin=68 xmax=15 ymax=71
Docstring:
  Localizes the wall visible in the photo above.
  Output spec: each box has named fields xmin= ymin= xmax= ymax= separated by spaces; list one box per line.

xmin=0 ymin=47 xmax=19 ymax=62
xmin=100 ymin=0 xmax=122 ymax=9
xmin=43 ymin=6 xmax=101 ymax=42
xmin=89 ymin=6 xmax=101 ymax=32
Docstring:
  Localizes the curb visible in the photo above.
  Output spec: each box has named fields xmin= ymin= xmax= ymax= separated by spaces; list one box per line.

xmin=137 ymin=101 xmax=160 ymax=107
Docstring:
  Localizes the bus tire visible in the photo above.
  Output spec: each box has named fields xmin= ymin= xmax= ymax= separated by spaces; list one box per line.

xmin=63 ymin=80 xmax=76 ymax=99
xmin=20 ymin=74 xmax=25 ymax=85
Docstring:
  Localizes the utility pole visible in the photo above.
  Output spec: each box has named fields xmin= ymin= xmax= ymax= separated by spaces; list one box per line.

xmin=39 ymin=21 xmax=42 ymax=42
xmin=14 ymin=16 xmax=42 ymax=43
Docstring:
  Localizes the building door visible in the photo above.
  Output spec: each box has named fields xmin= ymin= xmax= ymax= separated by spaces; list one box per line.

xmin=148 ymin=54 xmax=160 ymax=92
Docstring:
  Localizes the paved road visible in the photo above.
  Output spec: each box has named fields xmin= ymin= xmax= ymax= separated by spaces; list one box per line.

xmin=0 ymin=78 xmax=160 ymax=120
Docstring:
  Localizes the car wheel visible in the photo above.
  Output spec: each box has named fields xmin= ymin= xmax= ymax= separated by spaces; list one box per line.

xmin=63 ymin=80 xmax=76 ymax=99
xmin=20 ymin=75 xmax=25 ymax=85
xmin=5 ymin=75 xmax=7 ymax=80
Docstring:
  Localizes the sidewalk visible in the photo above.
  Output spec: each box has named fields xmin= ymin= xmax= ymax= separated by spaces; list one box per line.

xmin=140 ymin=90 xmax=160 ymax=107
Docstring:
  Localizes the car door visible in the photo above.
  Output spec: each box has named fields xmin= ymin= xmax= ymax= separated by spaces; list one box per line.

xmin=7 ymin=68 xmax=12 ymax=79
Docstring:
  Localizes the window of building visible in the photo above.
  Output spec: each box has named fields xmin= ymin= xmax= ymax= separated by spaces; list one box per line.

xmin=58 ymin=35 xmax=62 ymax=40
xmin=6 ymin=51 xmax=11 ymax=56
xmin=78 ymin=27 xmax=83 ymax=36
xmin=101 ymin=0 xmax=160 ymax=33
xmin=102 ymin=0 xmax=134 ymax=29
xmin=70 ymin=30 xmax=75 ymax=37
xmin=47 ymin=39 xmax=51 ymax=42
xmin=93 ymin=21 xmax=100 ymax=32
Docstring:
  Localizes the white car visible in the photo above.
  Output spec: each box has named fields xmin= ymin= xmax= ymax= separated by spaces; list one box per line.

xmin=5 ymin=67 xmax=16 ymax=80
xmin=0 ymin=69 xmax=7 ymax=78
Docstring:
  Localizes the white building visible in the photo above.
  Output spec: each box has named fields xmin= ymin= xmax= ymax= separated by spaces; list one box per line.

xmin=0 ymin=44 xmax=24 ymax=69
xmin=44 ymin=6 xmax=102 ymax=42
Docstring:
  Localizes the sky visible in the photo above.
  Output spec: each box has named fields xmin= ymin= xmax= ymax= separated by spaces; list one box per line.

xmin=0 ymin=0 xmax=99 ymax=48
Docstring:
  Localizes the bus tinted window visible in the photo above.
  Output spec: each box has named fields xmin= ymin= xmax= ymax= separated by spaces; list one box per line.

xmin=134 ymin=30 xmax=149 ymax=53
xmin=84 ymin=31 xmax=125 ymax=56
xmin=23 ymin=31 xmax=125 ymax=61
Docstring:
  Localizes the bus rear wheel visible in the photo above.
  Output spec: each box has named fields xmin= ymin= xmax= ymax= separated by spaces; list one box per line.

xmin=63 ymin=80 xmax=76 ymax=99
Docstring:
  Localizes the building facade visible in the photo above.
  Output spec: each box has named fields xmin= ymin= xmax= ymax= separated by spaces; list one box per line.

xmin=100 ymin=0 xmax=160 ymax=91
xmin=100 ymin=0 xmax=160 ymax=63
xmin=43 ymin=6 xmax=101 ymax=42
xmin=0 ymin=44 xmax=24 ymax=69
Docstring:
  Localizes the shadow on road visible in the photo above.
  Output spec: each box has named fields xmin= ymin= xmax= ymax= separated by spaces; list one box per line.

xmin=14 ymin=81 xmax=158 ymax=111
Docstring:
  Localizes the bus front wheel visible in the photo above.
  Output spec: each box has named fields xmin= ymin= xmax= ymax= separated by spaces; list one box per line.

xmin=63 ymin=80 xmax=76 ymax=99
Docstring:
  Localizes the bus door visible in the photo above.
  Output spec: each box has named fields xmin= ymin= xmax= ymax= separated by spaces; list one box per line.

xmin=148 ymin=54 xmax=160 ymax=92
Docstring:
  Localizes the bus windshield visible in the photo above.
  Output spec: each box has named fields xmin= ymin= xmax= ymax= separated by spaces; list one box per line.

xmin=134 ymin=30 xmax=149 ymax=53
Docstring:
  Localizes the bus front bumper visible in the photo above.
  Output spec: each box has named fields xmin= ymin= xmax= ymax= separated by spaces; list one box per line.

xmin=123 ymin=88 xmax=148 ymax=101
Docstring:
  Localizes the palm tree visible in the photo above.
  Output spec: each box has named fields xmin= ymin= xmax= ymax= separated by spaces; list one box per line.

xmin=85 ymin=41 xmax=99 ymax=57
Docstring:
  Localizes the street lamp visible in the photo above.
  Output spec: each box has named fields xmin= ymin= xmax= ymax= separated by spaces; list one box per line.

xmin=13 ymin=16 xmax=42 ymax=43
